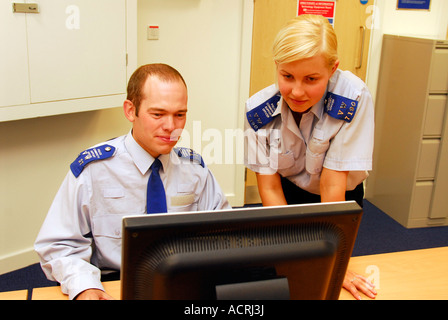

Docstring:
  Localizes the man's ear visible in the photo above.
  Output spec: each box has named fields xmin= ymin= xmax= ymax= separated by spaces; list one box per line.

xmin=123 ymin=99 xmax=136 ymax=123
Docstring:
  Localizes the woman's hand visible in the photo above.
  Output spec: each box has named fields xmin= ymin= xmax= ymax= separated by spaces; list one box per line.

xmin=343 ymin=269 xmax=377 ymax=300
xmin=75 ymin=288 xmax=115 ymax=300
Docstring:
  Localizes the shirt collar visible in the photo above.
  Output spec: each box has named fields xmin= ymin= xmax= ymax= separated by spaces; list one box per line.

xmin=311 ymin=90 xmax=327 ymax=120
xmin=277 ymin=88 xmax=327 ymax=120
xmin=124 ymin=131 xmax=171 ymax=175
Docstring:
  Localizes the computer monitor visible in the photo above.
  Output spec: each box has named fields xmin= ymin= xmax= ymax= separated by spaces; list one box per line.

xmin=120 ymin=201 xmax=362 ymax=300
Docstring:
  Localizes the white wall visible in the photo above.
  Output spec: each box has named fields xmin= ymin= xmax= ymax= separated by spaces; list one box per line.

xmin=0 ymin=108 xmax=131 ymax=274
xmin=366 ymin=0 xmax=448 ymax=96
xmin=0 ymin=0 xmax=252 ymax=275
xmin=381 ymin=0 xmax=448 ymax=40
xmin=137 ymin=0 xmax=252 ymax=206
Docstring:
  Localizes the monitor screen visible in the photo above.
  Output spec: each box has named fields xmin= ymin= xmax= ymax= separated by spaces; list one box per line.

xmin=120 ymin=201 xmax=362 ymax=300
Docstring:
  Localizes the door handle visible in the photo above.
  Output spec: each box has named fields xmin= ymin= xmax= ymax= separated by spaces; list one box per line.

xmin=12 ymin=3 xmax=39 ymax=13
xmin=356 ymin=26 xmax=366 ymax=69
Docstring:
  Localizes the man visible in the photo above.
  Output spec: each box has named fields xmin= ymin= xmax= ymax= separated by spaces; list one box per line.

xmin=35 ymin=64 xmax=230 ymax=300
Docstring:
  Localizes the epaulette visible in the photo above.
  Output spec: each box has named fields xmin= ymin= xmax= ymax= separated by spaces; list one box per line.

xmin=70 ymin=144 xmax=116 ymax=178
xmin=246 ymin=93 xmax=281 ymax=132
xmin=325 ymin=92 xmax=358 ymax=123
xmin=174 ymin=147 xmax=205 ymax=168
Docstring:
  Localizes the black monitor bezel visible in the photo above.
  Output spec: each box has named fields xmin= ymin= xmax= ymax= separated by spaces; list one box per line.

xmin=121 ymin=201 xmax=362 ymax=300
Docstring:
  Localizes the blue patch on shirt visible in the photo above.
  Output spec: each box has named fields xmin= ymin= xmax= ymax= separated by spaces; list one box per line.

xmin=325 ymin=92 xmax=358 ymax=123
xmin=174 ymin=147 xmax=205 ymax=168
xmin=246 ymin=93 xmax=281 ymax=131
xmin=70 ymin=144 xmax=116 ymax=178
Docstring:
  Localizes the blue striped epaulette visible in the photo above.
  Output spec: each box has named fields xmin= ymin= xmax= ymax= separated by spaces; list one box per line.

xmin=325 ymin=92 xmax=358 ymax=123
xmin=70 ymin=144 xmax=116 ymax=178
xmin=174 ymin=147 xmax=205 ymax=168
xmin=246 ymin=93 xmax=281 ymax=132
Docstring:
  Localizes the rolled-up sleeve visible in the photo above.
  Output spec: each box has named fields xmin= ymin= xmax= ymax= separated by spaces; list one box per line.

xmin=323 ymin=85 xmax=374 ymax=172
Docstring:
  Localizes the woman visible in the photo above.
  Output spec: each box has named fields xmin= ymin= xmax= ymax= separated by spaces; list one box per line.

xmin=245 ymin=15 xmax=376 ymax=300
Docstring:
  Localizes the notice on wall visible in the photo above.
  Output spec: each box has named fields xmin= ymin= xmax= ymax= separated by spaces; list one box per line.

xmin=397 ymin=0 xmax=431 ymax=10
xmin=297 ymin=1 xmax=336 ymax=26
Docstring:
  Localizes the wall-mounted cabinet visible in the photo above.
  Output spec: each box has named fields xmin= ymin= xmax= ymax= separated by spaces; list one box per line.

xmin=367 ymin=35 xmax=448 ymax=228
xmin=0 ymin=0 xmax=137 ymax=122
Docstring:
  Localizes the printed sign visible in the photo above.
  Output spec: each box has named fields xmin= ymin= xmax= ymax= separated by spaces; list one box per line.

xmin=298 ymin=1 xmax=336 ymax=25
xmin=397 ymin=0 xmax=431 ymax=10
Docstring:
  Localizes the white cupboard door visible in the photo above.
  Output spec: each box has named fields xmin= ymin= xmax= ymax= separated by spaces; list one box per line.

xmin=0 ymin=0 xmax=30 ymax=107
xmin=26 ymin=0 xmax=127 ymax=103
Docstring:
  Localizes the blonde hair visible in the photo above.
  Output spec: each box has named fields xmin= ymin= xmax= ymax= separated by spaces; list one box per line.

xmin=273 ymin=15 xmax=338 ymax=68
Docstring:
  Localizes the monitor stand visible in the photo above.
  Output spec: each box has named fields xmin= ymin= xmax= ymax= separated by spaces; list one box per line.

xmin=216 ymin=277 xmax=290 ymax=300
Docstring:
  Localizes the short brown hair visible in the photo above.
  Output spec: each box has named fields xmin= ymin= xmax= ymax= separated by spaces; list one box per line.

xmin=126 ymin=63 xmax=187 ymax=115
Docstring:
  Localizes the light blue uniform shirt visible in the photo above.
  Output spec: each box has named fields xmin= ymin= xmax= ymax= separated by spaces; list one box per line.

xmin=244 ymin=69 xmax=374 ymax=194
xmin=35 ymin=131 xmax=230 ymax=299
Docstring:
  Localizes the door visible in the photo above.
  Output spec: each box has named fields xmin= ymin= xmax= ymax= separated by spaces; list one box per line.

xmin=250 ymin=0 xmax=372 ymax=92
xmin=333 ymin=0 xmax=372 ymax=81
xmin=245 ymin=0 xmax=373 ymax=204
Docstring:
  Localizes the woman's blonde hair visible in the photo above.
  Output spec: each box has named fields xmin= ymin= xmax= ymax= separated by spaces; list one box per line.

xmin=273 ymin=15 xmax=338 ymax=68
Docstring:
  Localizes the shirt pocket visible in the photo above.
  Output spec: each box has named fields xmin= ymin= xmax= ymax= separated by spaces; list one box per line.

xmin=92 ymin=214 xmax=125 ymax=239
xmin=103 ymin=187 xmax=125 ymax=199
xmin=100 ymin=186 xmax=144 ymax=215
xmin=91 ymin=214 xmax=129 ymax=268
xmin=169 ymin=181 xmax=198 ymax=212
xmin=277 ymin=151 xmax=303 ymax=177
xmin=306 ymin=135 xmax=330 ymax=175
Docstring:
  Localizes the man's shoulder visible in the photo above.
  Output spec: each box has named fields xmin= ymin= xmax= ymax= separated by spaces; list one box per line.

xmin=69 ymin=136 xmax=125 ymax=178
xmin=172 ymin=147 xmax=205 ymax=168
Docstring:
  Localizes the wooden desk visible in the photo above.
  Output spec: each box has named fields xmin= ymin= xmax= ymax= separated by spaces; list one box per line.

xmin=25 ymin=246 xmax=448 ymax=300
xmin=339 ymin=246 xmax=448 ymax=300
xmin=31 ymin=281 xmax=121 ymax=300
xmin=0 ymin=289 xmax=28 ymax=300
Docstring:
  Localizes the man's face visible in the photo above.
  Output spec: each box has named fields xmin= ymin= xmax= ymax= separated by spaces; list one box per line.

xmin=124 ymin=76 xmax=188 ymax=158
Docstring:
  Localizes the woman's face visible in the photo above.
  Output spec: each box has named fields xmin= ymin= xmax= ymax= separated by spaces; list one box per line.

xmin=277 ymin=54 xmax=338 ymax=113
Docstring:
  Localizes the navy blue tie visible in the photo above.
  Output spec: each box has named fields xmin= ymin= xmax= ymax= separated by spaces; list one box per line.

xmin=146 ymin=158 xmax=167 ymax=214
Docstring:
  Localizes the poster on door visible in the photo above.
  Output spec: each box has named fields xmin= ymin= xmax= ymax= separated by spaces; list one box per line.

xmin=297 ymin=1 xmax=336 ymax=26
